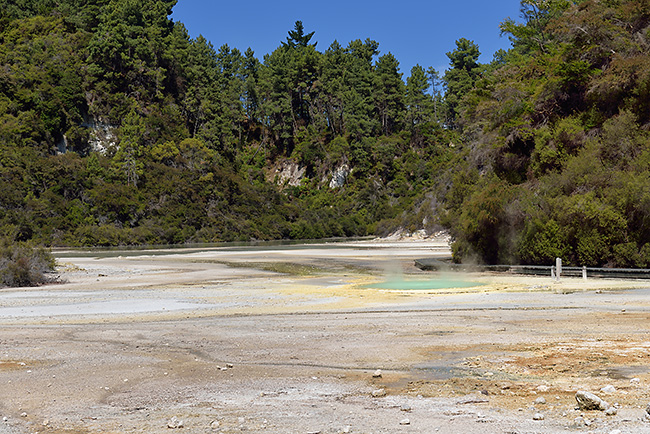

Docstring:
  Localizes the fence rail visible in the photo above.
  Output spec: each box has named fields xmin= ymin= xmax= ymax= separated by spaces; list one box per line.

xmin=414 ymin=258 xmax=650 ymax=279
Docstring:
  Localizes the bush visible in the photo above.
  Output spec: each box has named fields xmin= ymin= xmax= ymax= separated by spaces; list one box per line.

xmin=453 ymin=179 xmax=514 ymax=264
xmin=0 ymin=241 xmax=57 ymax=287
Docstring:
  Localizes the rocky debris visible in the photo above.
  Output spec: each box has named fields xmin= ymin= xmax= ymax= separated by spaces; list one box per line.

xmin=167 ymin=416 xmax=184 ymax=429
xmin=371 ymin=389 xmax=386 ymax=397
xmin=400 ymin=404 xmax=412 ymax=412
xmin=456 ymin=394 xmax=489 ymax=405
xmin=399 ymin=418 xmax=410 ymax=425
xmin=499 ymin=382 xmax=512 ymax=390
xmin=605 ymin=406 xmax=618 ymax=416
xmin=372 ymin=369 xmax=382 ymax=378
xmin=533 ymin=413 xmax=545 ymax=420
xmin=534 ymin=397 xmax=546 ymax=405
xmin=630 ymin=377 xmax=640 ymax=384
xmin=600 ymin=385 xmax=616 ymax=394
xmin=575 ymin=390 xmax=609 ymax=411
xmin=572 ymin=416 xmax=590 ymax=427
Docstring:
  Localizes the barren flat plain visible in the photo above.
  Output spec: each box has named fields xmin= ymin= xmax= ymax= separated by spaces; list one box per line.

xmin=1 ymin=237 xmax=650 ymax=433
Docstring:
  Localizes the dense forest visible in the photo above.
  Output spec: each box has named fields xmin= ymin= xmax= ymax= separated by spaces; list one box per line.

xmin=1 ymin=0 xmax=649 ymax=268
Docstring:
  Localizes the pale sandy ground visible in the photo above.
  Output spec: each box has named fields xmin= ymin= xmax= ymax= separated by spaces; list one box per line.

xmin=1 ymin=238 xmax=650 ymax=433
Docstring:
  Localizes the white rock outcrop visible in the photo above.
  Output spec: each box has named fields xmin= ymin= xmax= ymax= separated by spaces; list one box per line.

xmin=329 ymin=163 xmax=350 ymax=189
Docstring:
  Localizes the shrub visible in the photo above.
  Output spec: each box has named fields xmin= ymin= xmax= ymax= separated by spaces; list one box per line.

xmin=453 ymin=179 xmax=513 ymax=264
xmin=0 ymin=241 xmax=57 ymax=287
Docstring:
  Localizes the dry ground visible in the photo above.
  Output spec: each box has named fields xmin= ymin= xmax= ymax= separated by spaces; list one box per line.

xmin=1 ymin=239 xmax=650 ymax=433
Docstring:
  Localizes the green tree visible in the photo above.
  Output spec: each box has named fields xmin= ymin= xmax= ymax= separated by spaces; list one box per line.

xmin=406 ymin=64 xmax=432 ymax=130
xmin=453 ymin=179 xmax=516 ymax=264
xmin=182 ymin=35 xmax=218 ymax=138
xmin=500 ymin=0 xmax=572 ymax=54
xmin=443 ymin=38 xmax=482 ymax=126
xmin=427 ymin=67 xmax=443 ymax=124
xmin=282 ymin=20 xmax=316 ymax=48
xmin=342 ymin=39 xmax=380 ymax=138
xmin=242 ymin=47 xmax=261 ymax=124
xmin=86 ymin=0 xmax=178 ymax=119
xmin=113 ymin=107 xmax=145 ymax=187
xmin=0 ymin=15 xmax=87 ymax=153
xmin=201 ymin=43 xmax=245 ymax=158
xmin=259 ymin=22 xmax=320 ymax=152
xmin=374 ymin=53 xmax=405 ymax=135
xmin=319 ymin=41 xmax=346 ymax=135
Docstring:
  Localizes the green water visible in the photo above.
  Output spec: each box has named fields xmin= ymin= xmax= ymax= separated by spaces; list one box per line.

xmin=364 ymin=276 xmax=483 ymax=290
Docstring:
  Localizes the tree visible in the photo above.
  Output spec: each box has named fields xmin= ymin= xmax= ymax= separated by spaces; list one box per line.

xmin=427 ymin=67 xmax=443 ymax=124
xmin=282 ymin=20 xmax=316 ymax=48
xmin=341 ymin=39 xmax=380 ymax=138
xmin=114 ymin=106 xmax=145 ymax=187
xmin=318 ymin=41 xmax=346 ymax=135
xmin=453 ymin=179 xmax=515 ymax=264
xmin=242 ymin=47 xmax=261 ymax=123
xmin=374 ymin=53 xmax=405 ymax=135
xmin=406 ymin=65 xmax=431 ymax=129
xmin=0 ymin=15 xmax=87 ymax=153
xmin=182 ymin=35 xmax=218 ymax=138
xmin=500 ymin=0 xmax=572 ymax=54
xmin=86 ymin=0 xmax=178 ymax=119
xmin=206 ymin=43 xmax=245 ymax=157
xmin=259 ymin=21 xmax=320 ymax=152
xmin=443 ymin=38 xmax=482 ymax=127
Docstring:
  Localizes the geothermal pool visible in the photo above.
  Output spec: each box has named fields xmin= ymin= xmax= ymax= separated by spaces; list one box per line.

xmin=363 ymin=274 xmax=484 ymax=291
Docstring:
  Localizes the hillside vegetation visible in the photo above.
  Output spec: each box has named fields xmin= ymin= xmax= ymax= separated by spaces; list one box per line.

xmin=1 ymin=0 xmax=649 ymax=268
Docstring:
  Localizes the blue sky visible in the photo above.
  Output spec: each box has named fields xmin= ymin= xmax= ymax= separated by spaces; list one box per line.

xmin=172 ymin=0 xmax=523 ymax=77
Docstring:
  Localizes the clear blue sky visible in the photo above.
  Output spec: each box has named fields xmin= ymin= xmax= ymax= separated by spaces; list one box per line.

xmin=171 ymin=0 xmax=523 ymax=77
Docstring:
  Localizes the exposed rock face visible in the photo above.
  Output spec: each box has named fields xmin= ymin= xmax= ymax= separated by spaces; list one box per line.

xmin=329 ymin=163 xmax=350 ymax=189
xmin=273 ymin=161 xmax=306 ymax=187
xmin=56 ymin=135 xmax=69 ymax=154
xmin=575 ymin=390 xmax=609 ymax=411
xmin=84 ymin=117 xmax=117 ymax=154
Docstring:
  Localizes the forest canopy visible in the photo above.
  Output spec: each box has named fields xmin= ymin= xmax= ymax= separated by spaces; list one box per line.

xmin=1 ymin=0 xmax=650 ymax=268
